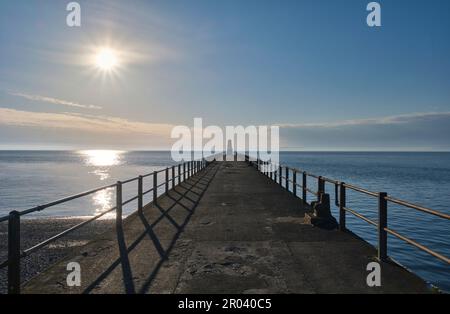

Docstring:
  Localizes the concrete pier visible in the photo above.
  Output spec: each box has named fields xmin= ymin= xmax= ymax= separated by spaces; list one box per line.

xmin=23 ymin=162 xmax=430 ymax=293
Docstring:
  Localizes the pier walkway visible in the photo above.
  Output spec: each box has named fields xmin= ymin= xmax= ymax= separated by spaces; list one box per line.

xmin=23 ymin=161 xmax=430 ymax=293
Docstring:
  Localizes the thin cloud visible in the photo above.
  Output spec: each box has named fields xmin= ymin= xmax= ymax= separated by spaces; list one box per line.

xmin=1 ymin=107 xmax=449 ymax=150
xmin=2 ymin=107 xmax=449 ymax=134
xmin=278 ymin=112 xmax=450 ymax=129
xmin=0 ymin=107 xmax=173 ymax=135
xmin=279 ymin=111 xmax=450 ymax=151
xmin=9 ymin=92 xmax=102 ymax=110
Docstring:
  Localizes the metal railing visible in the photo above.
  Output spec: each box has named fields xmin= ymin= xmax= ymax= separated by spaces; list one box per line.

xmin=0 ymin=158 xmax=208 ymax=294
xmin=246 ymin=155 xmax=450 ymax=267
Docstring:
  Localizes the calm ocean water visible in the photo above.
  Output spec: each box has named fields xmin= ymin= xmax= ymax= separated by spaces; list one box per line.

xmin=0 ymin=151 xmax=449 ymax=291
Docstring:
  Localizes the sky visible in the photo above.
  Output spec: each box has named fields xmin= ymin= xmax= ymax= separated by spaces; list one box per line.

xmin=1 ymin=0 xmax=450 ymax=150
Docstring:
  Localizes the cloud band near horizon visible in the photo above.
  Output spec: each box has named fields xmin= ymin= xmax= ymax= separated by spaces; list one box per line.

xmin=0 ymin=107 xmax=449 ymax=150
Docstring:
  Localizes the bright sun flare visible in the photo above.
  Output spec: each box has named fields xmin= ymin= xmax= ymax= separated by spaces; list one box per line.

xmin=94 ymin=48 xmax=119 ymax=71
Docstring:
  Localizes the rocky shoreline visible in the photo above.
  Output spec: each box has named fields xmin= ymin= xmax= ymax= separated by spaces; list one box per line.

xmin=0 ymin=217 xmax=115 ymax=294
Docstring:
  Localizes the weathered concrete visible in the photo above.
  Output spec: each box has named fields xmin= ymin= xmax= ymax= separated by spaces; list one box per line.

xmin=23 ymin=162 xmax=431 ymax=294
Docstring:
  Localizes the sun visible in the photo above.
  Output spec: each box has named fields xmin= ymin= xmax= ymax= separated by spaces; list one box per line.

xmin=94 ymin=47 xmax=119 ymax=71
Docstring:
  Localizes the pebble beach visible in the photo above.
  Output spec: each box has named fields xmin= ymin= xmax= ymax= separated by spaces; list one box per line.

xmin=0 ymin=217 xmax=115 ymax=294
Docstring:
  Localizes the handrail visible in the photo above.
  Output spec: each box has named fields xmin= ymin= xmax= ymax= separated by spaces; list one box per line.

xmin=343 ymin=183 xmax=378 ymax=197
xmin=122 ymin=176 xmax=140 ymax=184
xmin=18 ymin=182 xmax=118 ymax=216
xmin=384 ymin=227 xmax=450 ymax=264
xmin=385 ymin=196 xmax=450 ymax=220
xmin=322 ymin=177 xmax=339 ymax=185
xmin=0 ymin=157 xmax=209 ymax=294
xmin=246 ymin=155 xmax=450 ymax=270
xmin=23 ymin=205 xmax=118 ymax=256
xmin=343 ymin=206 xmax=378 ymax=227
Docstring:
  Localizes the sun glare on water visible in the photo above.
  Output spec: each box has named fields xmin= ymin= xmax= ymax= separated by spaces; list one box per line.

xmin=78 ymin=150 xmax=124 ymax=218
xmin=81 ymin=150 xmax=123 ymax=167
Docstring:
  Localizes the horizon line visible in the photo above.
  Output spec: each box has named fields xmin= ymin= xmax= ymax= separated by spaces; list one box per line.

xmin=0 ymin=149 xmax=449 ymax=153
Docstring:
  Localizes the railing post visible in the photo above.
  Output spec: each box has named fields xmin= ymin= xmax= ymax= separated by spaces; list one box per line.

xmin=8 ymin=210 xmax=21 ymax=294
xmin=153 ymin=171 xmax=157 ymax=204
xmin=165 ymin=168 xmax=169 ymax=193
xmin=293 ymin=171 xmax=297 ymax=196
xmin=270 ymin=164 xmax=274 ymax=180
xmin=285 ymin=167 xmax=289 ymax=191
xmin=378 ymin=192 xmax=388 ymax=262
xmin=302 ymin=172 xmax=307 ymax=204
xmin=138 ymin=176 xmax=143 ymax=213
xmin=183 ymin=163 xmax=186 ymax=181
xmin=317 ymin=176 xmax=325 ymax=201
xmin=172 ymin=166 xmax=175 ymax=189
xmin=116 ymin=181 xmax=122 ymax=226
xmin=339 ymin=182 xmax=346 ymax=231
xmin=279 ymin=166 xmax=282 ymax=186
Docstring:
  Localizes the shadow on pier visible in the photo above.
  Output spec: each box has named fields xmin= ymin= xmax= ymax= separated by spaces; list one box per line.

xmin=24 ymin=163 xmax=220 ymax=294
xmin=23 ymin=161 xmax=431 ymax=294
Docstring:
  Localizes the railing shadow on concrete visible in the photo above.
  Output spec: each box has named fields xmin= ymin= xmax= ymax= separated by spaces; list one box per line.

xmin=0 ymin=157 xmax=212 ymax=294
xmin=246 ymin=155 xmax=450 ymax=268
xmin=82 ymin=162 xmax=220 ymax=294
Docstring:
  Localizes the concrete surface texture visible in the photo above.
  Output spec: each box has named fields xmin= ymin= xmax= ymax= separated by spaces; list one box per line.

xmin=23 ymin=162 xmax=431 ymax=294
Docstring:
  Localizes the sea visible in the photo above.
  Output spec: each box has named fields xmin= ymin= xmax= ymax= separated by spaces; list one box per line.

xmin=0 ymin=150 xmax=449 ymax=291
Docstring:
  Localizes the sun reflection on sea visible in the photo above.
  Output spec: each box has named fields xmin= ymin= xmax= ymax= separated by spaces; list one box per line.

xmin=78 ymin=150 xmax=125 ymax=218
xmin=81 ymin=150 xmax=124 ymax=167
xmin=92 ymin=188 xmax=115 ymax=219
xmin=79 ymin=150 xmax=124 ymax=180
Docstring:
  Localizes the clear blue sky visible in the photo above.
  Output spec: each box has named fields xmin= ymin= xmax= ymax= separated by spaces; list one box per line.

xmin=1 ymin=0 xmax=450 ymax=150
